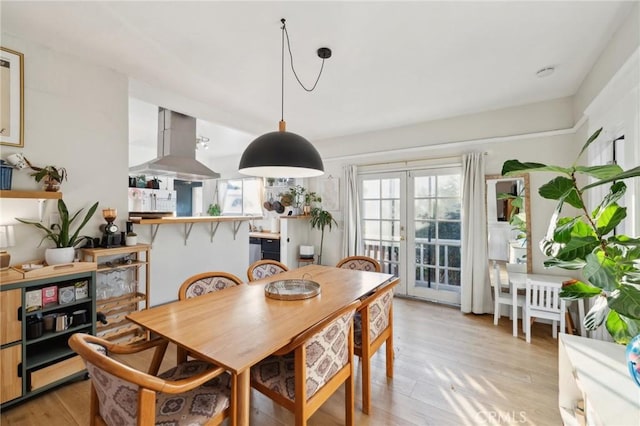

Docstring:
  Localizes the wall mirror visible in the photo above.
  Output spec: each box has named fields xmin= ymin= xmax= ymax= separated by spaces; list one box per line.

xmin=485 ymin=173 xmax=532 ymax=274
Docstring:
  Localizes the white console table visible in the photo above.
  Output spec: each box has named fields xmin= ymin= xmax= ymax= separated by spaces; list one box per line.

xmin=559 ymin=334 xmax=640 ymax=425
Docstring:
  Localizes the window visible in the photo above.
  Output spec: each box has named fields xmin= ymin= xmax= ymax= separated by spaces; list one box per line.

xmin=217 ymin=178 xmax=262 ymax=216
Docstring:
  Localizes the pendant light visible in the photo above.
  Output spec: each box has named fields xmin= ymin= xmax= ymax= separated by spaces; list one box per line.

xmin=239 ymin=19 xmax=330 ymax=178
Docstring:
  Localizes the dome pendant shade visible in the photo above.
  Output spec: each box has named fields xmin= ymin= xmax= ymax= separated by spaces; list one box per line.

xmin=238 ymin=126 xmax=324 ymax=178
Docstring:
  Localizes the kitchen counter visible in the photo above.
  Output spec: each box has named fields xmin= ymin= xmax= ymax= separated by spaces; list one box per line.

xmin=129 ymin=215 xmax=259 ymax=245
xmin=249 ymin=232 xmax=280 ymax=239
xmin=128 ymin=215 xmax=258 ymax=224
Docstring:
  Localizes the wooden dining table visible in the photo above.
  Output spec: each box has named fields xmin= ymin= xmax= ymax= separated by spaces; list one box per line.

xmin=126 ymin=264 xmax=396 ymax=426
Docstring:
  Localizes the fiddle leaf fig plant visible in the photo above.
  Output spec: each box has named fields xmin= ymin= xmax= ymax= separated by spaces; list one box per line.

xmin=502 ymin=127 xmax=640 ymax=344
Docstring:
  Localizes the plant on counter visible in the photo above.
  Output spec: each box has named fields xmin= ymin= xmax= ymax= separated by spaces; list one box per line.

xmin=310 ymin=206 xmax=337 ymax=265
xmin=17 ymin=199 xmax=99 ymax=265
xmin=502 ymin=127 xmax=640 ymax=345
xmin=17 ymin=199 xmax=99 ymax=248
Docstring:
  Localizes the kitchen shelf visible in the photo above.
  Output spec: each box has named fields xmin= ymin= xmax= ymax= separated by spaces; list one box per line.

xmin=129 ymin=215 xmax=258 ymax=245
xmin=80 ymin=245 xmax=150 ymax=343
xmin=0 ymin=266 xmax=97 ymax=409
xmin=0 ymin=190 xmax=62 ymax=199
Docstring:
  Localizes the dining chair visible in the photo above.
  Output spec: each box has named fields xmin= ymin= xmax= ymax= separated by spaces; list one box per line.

xmin=336 ymin=255 xmax=382 ymax=273
xmin=177 ymin=271 xmax=243 ymax=363
xmin=250 ymin=300 xmax=361 ymax=426
xmin=246 ymin=259 xmax=289 ymax=282
xmin=68 ymin=333 xmax=232 ymax=426
xmin=493 ymin=261 xmax=526 ymax=326
xmin=524 ymin=278 xmax=566 ymax=343
xmin=178 ymin=271 xmax=244 ymax=300
xmin=353 ymin=278 xmax=399 ymax=414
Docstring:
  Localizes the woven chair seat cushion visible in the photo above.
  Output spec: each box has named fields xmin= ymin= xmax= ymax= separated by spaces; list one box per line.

xmin=87 ymin=360 xmax=230 ymax=426
xmin=354 ymin=289 xmax=393 ymax=349
xmin=251 ymin=311 xmax=353 ymax=402
xmin=251 ymin=263 xmax=287 ymax=280
xmin=339 ymin=259 xmax=378 ymax=272
xmin=185 ymin=276 xmax=239 ymax=298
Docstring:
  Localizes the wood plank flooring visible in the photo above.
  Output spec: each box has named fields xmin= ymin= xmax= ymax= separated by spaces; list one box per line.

xmin=0 ymin=298 xmax=561 ymax=425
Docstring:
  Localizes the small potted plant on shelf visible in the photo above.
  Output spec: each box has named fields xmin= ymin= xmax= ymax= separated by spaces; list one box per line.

xmin=16 ymin=199 xmax=99 ymax=265
xmin=208 ymin=203 xmax=221 ymax=216
xmin=125 ymin=231 xmax=138 ymax=246
xmin=303 ymin=191 xmax=321 ymax=215
xmin=310 ymin=206 xmax=337 ymax=265
xmin=24 ymin=158 xmax=67 ymax=192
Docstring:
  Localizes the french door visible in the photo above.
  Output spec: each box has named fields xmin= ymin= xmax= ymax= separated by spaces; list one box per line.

xmin=360 ymin=167 xmax=462 ymax=304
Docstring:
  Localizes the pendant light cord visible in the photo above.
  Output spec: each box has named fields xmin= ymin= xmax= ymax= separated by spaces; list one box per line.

xmin=280 ymin=18 xmax=328 ymax=123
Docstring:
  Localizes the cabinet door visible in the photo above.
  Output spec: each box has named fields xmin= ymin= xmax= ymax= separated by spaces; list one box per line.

xmin=1 ymin=289 xmax=21 ymax=345
xmin=1 ymin=345 xmax=22 ymax=404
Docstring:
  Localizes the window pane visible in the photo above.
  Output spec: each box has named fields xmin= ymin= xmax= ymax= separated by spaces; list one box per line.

xmin=448 ymin=270 xmax=461 ymax=286
xmin=415 ymin=176 xmax=436 ymax=197
xmin=362 ymin=180 xmax=379 ymax=199
xmin=381 ymin=220 xmax=400 ymax=240
xmin=243 ymin=178 xmax=263 ymax=215
xmin=363 ymin=220 xmax=380 ymax=239
xmin=438 ymin=221 xmax=460 ymax=240
xmin=415 ymin=220 xmax=436 ymax=239
xmin=436 ymin=198 xmax=461 ymax=220
xmin=381 ymin=179 xmax=400 ymax=198
xmin=415 ymin=199 xmax=435 ymax=220
xmin=438 ymin=175 xmax=460 ymax=197
xmin=362 ymin=200 xmax=380 ymax=219
xmin=381 ymin=200 xmax=400 ymax=219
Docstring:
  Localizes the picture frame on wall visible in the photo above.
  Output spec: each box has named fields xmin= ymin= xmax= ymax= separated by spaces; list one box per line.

xmin=1 ymin=47 xmax=24 ymax=147
xmin=319 ymin=177 xmax=339 ymax=211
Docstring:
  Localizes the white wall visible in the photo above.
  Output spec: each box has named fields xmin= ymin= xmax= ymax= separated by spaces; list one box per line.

xmin=310 ymin=101 xmax=578 ymax=274
xmin=0 ymin=33 xmax=128 ymax=264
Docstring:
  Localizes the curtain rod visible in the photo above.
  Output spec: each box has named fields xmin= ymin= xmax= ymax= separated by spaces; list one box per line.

xmin=358 ymin=152 xmax=486 ymax=170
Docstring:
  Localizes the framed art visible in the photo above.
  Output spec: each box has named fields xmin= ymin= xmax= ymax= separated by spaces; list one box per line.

xmin=319 ymin=177 xmax=339 ymax=211
xmin=1 ymin=47 xmax=24 ymax=147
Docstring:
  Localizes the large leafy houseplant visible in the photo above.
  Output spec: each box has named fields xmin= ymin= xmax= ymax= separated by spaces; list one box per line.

xmin=310 ymin=207 xmax=337 ymax=265
xmin=17 ymin=199 xmax=99 ymax=248
xmin=502 ymin=128 xmax=640 ymax=344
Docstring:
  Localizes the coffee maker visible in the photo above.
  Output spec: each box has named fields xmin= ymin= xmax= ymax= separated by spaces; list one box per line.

xmin=100 ymin=208 xmax=121 ymax=247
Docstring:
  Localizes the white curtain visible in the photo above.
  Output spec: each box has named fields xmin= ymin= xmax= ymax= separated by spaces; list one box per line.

xmin=461 ymin=152 xmax=492 ymax=314
xmin=342 ymin=164 xmax=363 ymax=257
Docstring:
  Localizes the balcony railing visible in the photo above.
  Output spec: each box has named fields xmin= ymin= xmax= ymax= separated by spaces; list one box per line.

xmin=364 ymin=237 xmax=461 ymax=291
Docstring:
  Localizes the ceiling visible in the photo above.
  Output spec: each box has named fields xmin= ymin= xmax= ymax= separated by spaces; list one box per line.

xmin=1 ymin=1 xmax=634 ymax=159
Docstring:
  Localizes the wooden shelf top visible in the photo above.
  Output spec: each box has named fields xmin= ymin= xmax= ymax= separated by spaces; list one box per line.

xmin=81 ymin=244 xmax=151 ymax=256
xmin=128 ymin=215 xmax=258 ymax=225
xmin=0 ymin=190 xmax=62 ymax=199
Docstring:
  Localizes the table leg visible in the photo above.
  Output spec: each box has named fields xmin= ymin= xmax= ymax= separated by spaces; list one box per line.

xmin=236 ymin=370 xmax=250 ymax=426
xmin=512 ymin=283 xmax=518 ymax=337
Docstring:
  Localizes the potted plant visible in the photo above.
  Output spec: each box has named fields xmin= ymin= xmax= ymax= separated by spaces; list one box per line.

xmin=208 ymin=203 xmax=221 ymax=216
xmin=125 ymin=231 xmax=138 ymax=246
xmin=502 ymin=127 xmax=640 ymax=347
xmin=25 ymin=159 xmax=67 ymax=192
xmin=310 ymin=206 xmax=337 ymax=265
xmin=303 ymin=191 xmax=321 ymax=215
xmin=16 ymin=199 xmax=99 ymax=265
xmin=288 ymin=185 xmax=306 ymax=215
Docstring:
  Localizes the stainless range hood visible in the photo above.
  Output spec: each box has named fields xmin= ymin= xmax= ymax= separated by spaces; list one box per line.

xmin=129 ymin=108 xmax=220 ymax=180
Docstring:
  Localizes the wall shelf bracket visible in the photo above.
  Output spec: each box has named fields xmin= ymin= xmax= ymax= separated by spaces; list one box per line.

xmin=230 ymin=221 xmax=243 ymax=240
xmin=209 ymin=222 xmax=221 ymax=242
xmin=183 ymin=223 xmax=195 ymax=245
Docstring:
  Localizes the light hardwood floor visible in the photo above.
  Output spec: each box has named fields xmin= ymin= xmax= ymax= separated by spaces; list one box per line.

xmin=0 ymin=298 xmax=561 ymax=425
